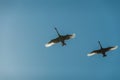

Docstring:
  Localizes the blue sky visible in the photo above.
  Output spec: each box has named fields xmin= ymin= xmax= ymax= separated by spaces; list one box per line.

xmin=0 ymin=0 xmax=120 ymax=80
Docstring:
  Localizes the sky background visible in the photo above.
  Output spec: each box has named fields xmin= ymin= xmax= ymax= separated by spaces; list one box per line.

xmin=0 ymin=0 xmax=120 ymax=80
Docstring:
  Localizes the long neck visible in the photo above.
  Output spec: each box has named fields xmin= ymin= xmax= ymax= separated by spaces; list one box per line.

xmin=54 ymin=27 xmax=61 ymax=36
xmin=98 ymin=41 xmax=103 ymax=49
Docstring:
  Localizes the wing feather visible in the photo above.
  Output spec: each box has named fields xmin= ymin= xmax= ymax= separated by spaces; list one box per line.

xmin=64 ymin=33 xmax=76 ymax=40
xmin=87 ymin=49 xmax=101 ymax=56
xmin=45 ymin=37 xmax=60 ymax=47
xmin=87 ymin=52 xmax=96 ymax=56
xmin=104 ymin=46 xmax=118 ymax=51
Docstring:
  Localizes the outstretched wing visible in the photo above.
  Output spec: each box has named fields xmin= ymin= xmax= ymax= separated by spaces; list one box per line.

xmin=104 ymin=46 xmax=118 ymax=51
xmin=64 ymin=33 xmax=76 ymax=40
xmin=87 ymin=49 xmax=101 ymax=56
xmin=45 ymin=37 xmax=60 ymax=47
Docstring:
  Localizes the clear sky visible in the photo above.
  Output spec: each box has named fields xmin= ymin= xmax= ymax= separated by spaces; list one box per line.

xmin=0 ymin=0 xmax=120 ymax=80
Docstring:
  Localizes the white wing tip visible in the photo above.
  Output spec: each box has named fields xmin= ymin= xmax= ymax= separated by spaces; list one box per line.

xmin=45 ymin=42 xmax=55 ymax=47
xmin=110 ymin=45 xmax=118 ymax=50
xmin=70 ymin=33 xmax=76 ymax=38
xmin=87 ymin=52 xmax=96 ymax=56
